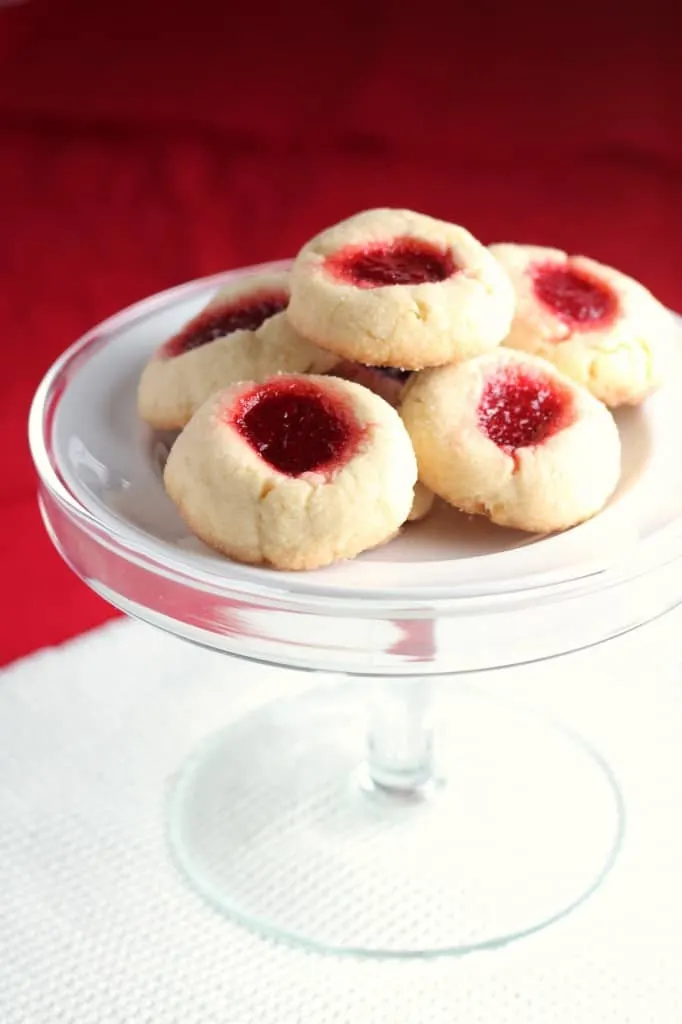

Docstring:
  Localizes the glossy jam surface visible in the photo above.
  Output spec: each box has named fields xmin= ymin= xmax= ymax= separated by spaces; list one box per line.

xmin=164 ymin=290 xmax=288 ymax=357
xmin=232 ymin=378 xmax=363 ymax=476
xmin=478 ymin=365 xmax=574 ymax=453
xmin=326 ymin=237 xmax=457 ymax=288
xmin=532 ymin=263 xmax=618 ymax=329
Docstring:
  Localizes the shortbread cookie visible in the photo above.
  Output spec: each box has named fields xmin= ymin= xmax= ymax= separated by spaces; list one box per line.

xmin=489 ymin=243 xmax=673 ymax=407
xmin=288 ymin=208 xmax=515 ymax=369
xmin=164 ymin=374 xmax=417 ymax=570
xmin=401 ymin=349 xmax=621 ymax=534
xmin=138 ymin=272 xmax=337 ymax=429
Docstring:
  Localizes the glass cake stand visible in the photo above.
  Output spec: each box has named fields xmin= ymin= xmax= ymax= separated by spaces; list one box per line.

xmin=28 ymin=261 xmax=682 ymax=957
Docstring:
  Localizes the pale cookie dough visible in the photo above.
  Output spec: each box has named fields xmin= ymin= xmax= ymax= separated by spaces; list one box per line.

xmin=288 ymin=208 xmax=515 ymax=370
xmin=164 ymin=374 xmax=417 ymax=570
xmin=489 ymin=243 xmax=674 ymax=407
xmin=407 ymin=481 xmax=435 ymax=523
xmin=401 ymin=348 xmax=621 ymax=534
xmin=138 ymin=272 xmax=336 ymax=430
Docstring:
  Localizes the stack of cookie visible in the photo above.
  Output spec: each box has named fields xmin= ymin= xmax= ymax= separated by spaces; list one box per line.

xmin=139 ymin=208 xmax=673 ymax=571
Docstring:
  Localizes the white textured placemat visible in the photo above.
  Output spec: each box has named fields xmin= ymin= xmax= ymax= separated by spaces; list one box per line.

xmin=2 ymin=611 xmax=682 ymax=1023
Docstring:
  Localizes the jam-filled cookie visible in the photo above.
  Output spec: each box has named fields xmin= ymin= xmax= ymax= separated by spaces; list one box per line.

xmin=164 ymin=374 xmax=417 ymax=570
xmin=288 ymin=209 xmax=515 ymax=370
xmin=489 ymin=243 xmax=673 ymax=407
xmin=401 ymin=349 xmax=621 ymax=534
xmin=138 ymin=272 xmax=337 ymax=429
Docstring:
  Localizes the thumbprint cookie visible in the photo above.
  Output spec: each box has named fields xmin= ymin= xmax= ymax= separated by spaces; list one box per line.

xmin=138 ymin=271 xmax=336 ymax=429
xmin=164 ymin=374 xmax=418 ymax=570
xmin=489 ymin=243 xmax=673 ymax=407
xmin=288 ymin=208 xmax=515 ymax=370
xmin=401 ymin=348 xmax=621 ymax=534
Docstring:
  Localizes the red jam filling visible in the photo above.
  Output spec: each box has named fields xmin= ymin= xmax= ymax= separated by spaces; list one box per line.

xmin=231 ymin=378 xmax=364 ymax=477
xmin=163 ymin=290 xmax=288 ymax=357
xmin=325 ymin=237 xmax=457 ymax=288
xmin=478 ymin=365 xmax=574 ymax=454
xmin=531 ymin=262 xmax=618 ymax=329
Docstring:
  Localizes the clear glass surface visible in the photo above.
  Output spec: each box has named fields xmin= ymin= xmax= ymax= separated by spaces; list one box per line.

xmin=168 ymin=681 xmax=624 ymax=956
xmin=28 ymin=263 xmax=682 ymax=956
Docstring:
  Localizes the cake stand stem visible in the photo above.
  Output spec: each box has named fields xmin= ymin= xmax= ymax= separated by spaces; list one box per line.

xmin=363 ymin=677 xmax=437 ymax=793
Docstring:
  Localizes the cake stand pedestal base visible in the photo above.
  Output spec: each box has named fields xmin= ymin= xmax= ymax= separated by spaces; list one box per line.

xmin=168 ymin=678 xmax=624 ymax=957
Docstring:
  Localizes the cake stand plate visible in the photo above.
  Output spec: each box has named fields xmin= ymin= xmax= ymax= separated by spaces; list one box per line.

xmin=28 ymin=262 xmax=682 ymax=956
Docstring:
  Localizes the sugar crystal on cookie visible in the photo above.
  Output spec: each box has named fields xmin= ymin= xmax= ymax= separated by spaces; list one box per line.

xmin=478 ymin=365 xmax=574 ymax=452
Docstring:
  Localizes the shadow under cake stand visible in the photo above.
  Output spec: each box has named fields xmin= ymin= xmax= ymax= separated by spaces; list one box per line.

xmin=29 ymin=262 xmax=682 ymax=957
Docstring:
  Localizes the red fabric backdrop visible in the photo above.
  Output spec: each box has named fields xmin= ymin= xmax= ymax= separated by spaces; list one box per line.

xmin=1 ymin=0 xmax=681 ymax=663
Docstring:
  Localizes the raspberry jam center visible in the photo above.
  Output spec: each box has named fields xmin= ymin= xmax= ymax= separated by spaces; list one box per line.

xmin=326 ymin=238 xmax=457 ymax=288
xmin=164 ymin=290 xmax=288 ymax=357
xmin=532 ymin=263 xmax=618 ymax=329
xmin=232 ymin=378 xmax=362 ymax=476
xmin=478 ymin=365 xmax=573 ymax=453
